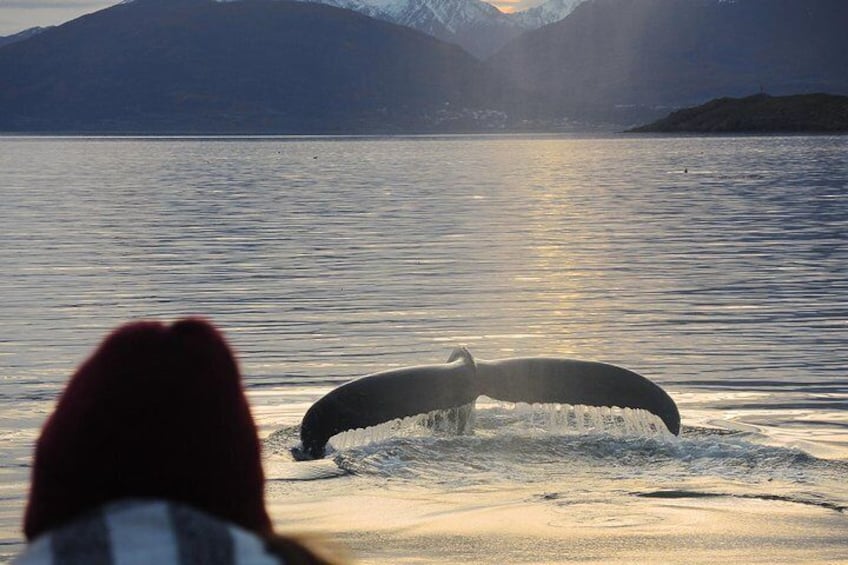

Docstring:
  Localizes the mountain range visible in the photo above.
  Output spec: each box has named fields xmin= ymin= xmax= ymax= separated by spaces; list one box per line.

xmin=0 ymin=0 xmax=585 ymax=59
xmin=0 ymin=0 xmax=534 ymax=133
xmin=491 ymin=0 xmax=848 ymax=118
xmin=1 ymin=0 xmax=847 ymax=132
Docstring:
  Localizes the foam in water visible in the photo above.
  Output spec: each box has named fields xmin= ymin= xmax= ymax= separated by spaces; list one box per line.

xmin=327 ymin=402 xmax=670 ymax=452
xmin=329 ymin=402 xmax=475 ymax=451
xmin=507 ymin=402 xmax=673 ymax=438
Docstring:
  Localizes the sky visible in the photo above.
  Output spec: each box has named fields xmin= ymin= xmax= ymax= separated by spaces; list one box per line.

xmin=0 ymin=0 xmax=544 ymax=36
xmin=0 ymin=0 xmax=111 ymax=35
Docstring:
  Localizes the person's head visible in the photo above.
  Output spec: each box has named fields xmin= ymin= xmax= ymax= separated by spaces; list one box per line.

xmin=24 ymin=318 xmax=271 ymax=540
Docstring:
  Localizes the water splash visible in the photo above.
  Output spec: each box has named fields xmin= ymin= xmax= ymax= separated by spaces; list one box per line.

xmin=327 ymin=402 xmax=670 ymax=453
xmin=328 ymin=402 xmax=475 ymax=452
xmin=482 ymin=402 xmax=674 ymax=438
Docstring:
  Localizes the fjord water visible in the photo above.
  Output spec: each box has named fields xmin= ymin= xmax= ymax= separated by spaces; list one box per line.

xmin=1 ymin=135 xmax=846 ymax=562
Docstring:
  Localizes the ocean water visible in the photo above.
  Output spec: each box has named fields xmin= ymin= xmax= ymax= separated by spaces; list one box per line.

xmin=0 ymin=134 xmax=846 ymax=563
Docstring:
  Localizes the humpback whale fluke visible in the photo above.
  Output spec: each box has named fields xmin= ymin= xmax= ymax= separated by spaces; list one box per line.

xmin=297 ymin=349 xmax=679 ymax=459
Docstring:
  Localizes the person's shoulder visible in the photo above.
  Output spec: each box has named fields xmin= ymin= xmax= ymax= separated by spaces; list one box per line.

xmin=15 ymin=499 xmax=281 ymax=565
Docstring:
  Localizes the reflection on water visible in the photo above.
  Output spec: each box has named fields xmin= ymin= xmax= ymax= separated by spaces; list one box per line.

xmin=1 ymin=135 xmax=845 ymax=390
xmin=1 ymin=134 xmax=846 ymax=423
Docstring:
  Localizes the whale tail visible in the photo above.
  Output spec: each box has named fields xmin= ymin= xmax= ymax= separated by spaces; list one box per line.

xmin=298 ymin=349 xmax=679 ymax=459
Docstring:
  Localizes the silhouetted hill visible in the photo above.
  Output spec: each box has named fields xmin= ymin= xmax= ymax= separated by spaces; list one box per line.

xmin=628 ymin=93 xmax=848 ymax=133
xmin=0 ymin=0 xmax=530 ymax=133
xmin=0 ymin=26 xmax=51 ymax=48
xmin=489 ymin=0 xmax=848 ymax=121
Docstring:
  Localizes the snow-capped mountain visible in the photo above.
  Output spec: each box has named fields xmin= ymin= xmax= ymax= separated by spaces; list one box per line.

xmin=382 ymin=0 xmax=521 ymax=57
xmin=510 ymin=0 xmax=586 ymax=30
xmin=373 ymin=0 xmax=508 ymax=33
xmin=289 ymin=0 xmax=390 ymax=19
xmin=291 ymin=0 xmax=587 ymax=58
xmin=119 ymin=0 xmax=587 ymax=58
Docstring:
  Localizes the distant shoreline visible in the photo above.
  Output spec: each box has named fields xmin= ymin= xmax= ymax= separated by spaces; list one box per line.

xmin=628 ymin=93 xmax=848 ymax=134
xmin=2 ymin=129 xmax=845 ymax=138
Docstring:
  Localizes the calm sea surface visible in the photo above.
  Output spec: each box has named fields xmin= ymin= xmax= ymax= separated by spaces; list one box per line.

xmin=1 ymin=134 xmax=846 ymax=562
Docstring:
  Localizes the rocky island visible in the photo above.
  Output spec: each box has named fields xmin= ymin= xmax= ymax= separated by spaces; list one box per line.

xmin=629 ymin=93 xmax=848 ymax=133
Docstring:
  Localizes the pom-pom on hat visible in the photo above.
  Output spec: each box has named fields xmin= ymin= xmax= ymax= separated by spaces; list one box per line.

xmin=24 ymin=318 xmax=271 ymax=540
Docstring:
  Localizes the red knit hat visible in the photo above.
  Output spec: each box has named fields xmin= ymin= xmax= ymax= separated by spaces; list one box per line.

xmin=24 ymin=318 xmax=272 ymax=540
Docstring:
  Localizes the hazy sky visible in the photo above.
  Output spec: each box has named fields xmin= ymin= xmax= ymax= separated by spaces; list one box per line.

xmin=0 ymin=0 xmax=109 ymax=35
xmin=0 ymin=0 xmax=542 ymax=36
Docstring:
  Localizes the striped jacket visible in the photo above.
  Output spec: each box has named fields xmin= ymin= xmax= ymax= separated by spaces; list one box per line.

xmin=15 ymin=499 xmax=282 ymax=564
